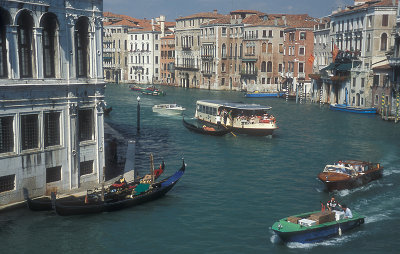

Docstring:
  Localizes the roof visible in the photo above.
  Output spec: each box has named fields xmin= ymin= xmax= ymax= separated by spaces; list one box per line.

xmin=176 ymin=12 xmax=224 ymax=21
xmin=331 ymin=0 xmax=398 ymax=16
xmin=197 ymin=100 xmax=272 ymax=111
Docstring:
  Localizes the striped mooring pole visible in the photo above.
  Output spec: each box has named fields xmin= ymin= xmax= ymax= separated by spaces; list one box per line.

xmin=381 ymin=92 xmax=385 ymax=119
xmin=396 ymin=91 xmax=399 ymax=123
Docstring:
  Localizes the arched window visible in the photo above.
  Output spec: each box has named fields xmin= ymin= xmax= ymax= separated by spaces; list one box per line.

xmin=75 ymin=17 xmax=89 ymax=78
xmin=41 ymin=13 xmax=58 ymax=78
xmin=222 ymin=44 xmax=226 ymax=58
xmin=17 ymin=10 xmax=34 ymax=78
xmin=262 ymin=43 xmax=266 ymax=53
xmin=230 ymin=43 xmax=232 ymax=57
xmin=0 ymin=8 xmax=10 ymax=78
xmin=222 ymin=63 xmax=225 ymax=72
xmin=239 ymin=43 xmax=243 ymax=58
xmin=381 ymin=33 xmax=387 ymax=51
xmin=267 ymin=61 xmax=272 ymax=72
xmin=261 ymin=61 xmax=266 ymax=72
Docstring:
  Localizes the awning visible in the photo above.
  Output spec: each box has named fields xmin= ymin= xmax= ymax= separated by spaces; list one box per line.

xmin=336 ymin=63 xmax=352 ymax=71
xmin=321 ymin=63 xmax=337 ymax=71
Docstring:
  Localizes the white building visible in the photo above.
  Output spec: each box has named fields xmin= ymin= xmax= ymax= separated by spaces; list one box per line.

xmin=0 ymin=0 xmax=105 ymax=205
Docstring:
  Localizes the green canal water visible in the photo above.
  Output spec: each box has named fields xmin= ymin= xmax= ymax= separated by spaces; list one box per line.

xmin=1 ymin=84 xmax=400 ymax=253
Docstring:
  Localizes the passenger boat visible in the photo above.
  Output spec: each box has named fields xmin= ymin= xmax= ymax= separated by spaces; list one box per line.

xmin=182 ymin=117 xmax=232 ymax=136
xmin=329 ymin=104 xmax=377 ymax=114
xmin=318 ymin=160 xmax=383 ymax=192
xmin=272 ymin=210 xmax=365 ymax=243
xmin=195 ymin=100 xmax=278 ymax=136
xmin=24 ymin=162 xmax=165 ymax=211
xmin=152 ymin=104 xmax=186 ymax=115
xmin=244 ymin=91 xmax=285 ymax=98
xmin=141 ymin=89 xmax=166 ymax=96
xmin=53 ymin=161 xmax=185 ymax=216
xmin=129 ymin=85 xmax=143 ymax=91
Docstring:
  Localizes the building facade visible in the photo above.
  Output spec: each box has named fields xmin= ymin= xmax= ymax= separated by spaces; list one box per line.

xmin=160 ymin=35 xmax=176 ymax=85
xmin=0 ymin=0 xmax=105 ymax=205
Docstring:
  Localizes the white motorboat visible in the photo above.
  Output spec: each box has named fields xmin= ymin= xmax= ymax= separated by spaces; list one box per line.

xmin=152 ymin=104 xmax=186 ymax=115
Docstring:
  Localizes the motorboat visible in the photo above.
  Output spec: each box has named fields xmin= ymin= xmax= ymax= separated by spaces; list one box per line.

xmin=152 ymin=104 xmax=185 ymax=115
xmin=329 ymin=104 xmax=377 ymax=114
xmin=318 ymin=160 xmax=383 ymax=192
xmin=272 ymin=209 xmax=365 ymax=243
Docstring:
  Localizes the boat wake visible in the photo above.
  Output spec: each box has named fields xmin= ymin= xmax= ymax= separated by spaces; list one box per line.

xmin=284 ymin=231 xmax=366 ymax=249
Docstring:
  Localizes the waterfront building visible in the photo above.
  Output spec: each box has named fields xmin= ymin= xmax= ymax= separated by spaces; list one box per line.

xmin=311 ymin=0 xmax=398 ymax=107
xmin=310 ymin=18 xmax=332 ymax=103
xmin=175 ymin=11 xmax=224 ymax=88
xmin=0 ymin=0 xmax=105 ymax=205
xmin=160 ymin=34 xmax=176 ymax=85
xmin=103 ymin=12 xmax=141 ymax=83
xmin=282 ymin=15 xmax=317 ymax=98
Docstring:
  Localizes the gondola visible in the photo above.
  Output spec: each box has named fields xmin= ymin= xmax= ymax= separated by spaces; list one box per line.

xmin=182 ymin=117 xmax=232 ymax=136
xmin=24 ymin=162 xmax=165 ymax=212
xmin=53 ymin=160 xmax=185 ymax=216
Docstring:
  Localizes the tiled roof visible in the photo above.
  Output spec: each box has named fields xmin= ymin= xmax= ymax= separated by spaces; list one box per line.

xmin=176 ymin=12 xmax=225 ymax=21
xmin=242 ymin=14 xmax=263 ymax=24
xmin=205 ymin=15 xmax=231 ymax=25
xmin=230 ymin=10 xmax=264 ymax=15
xmin=332 ymin=0 xmax=398 ymax=16
xmin=161 ymin=35 xmax=175 ymax=39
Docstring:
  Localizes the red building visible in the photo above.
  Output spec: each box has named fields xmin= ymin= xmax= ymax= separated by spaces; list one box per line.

xmin=160 ymin=35 xmax=176 ymax=85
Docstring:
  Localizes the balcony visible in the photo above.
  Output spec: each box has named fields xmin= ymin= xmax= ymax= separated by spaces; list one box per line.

xmin=175 ymin=64 xmax=199 ymax=71
xmin=389 ymin=57 xmax=400 ymax=67
xmin=182 ymin=46 xmax=192 ymax=51
xmin=201 ymin=55 xmax=214 ymax=60
xmin=240 ymin=70 xmax=258 ymax=77
xmin=103 ymin=48 xmax=116 ymax=53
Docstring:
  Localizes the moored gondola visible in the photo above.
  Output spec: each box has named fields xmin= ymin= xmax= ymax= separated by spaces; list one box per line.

xmin=182 ymin=117 xmax=231 ymax=136
xmin=53 ymin=160 xmax=185 ymax=216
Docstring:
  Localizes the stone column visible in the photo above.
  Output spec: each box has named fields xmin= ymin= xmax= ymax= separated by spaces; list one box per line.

xmin=34 ymin=27 xmax=43 ymax=79
xmin=68 ymin=98 xmax=79 ymax=189
xmin=6 ymin=25 xmax=19 ymax=79
xmin=66 ymin=15 xmax=76 ymax=80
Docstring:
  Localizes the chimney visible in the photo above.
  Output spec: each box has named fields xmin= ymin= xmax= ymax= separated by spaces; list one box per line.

xmin=213 ymin=9 xmax=218 ymax=14
xmin=160 ymin=15 xmax=166 ymax=37
xmin=151 ymin=18 xmax=154 ymax=31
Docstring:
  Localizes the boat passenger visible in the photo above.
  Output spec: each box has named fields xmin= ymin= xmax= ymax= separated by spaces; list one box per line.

xmin=341 ymin=204 xmax=353 ymax=218
xmin=327 ymin=196 xmax=341 ymax=211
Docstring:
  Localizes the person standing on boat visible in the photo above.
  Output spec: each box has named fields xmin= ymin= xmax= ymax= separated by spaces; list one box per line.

xmin=216 ymin=114 xmax=221 ymax=127
xmin=327 ymin=196 xmax=341 ymax=211
xmin=341 ymin=204 xmax=353 ymax=218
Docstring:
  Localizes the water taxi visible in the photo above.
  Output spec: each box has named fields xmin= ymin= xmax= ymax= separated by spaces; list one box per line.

xmin=318 ymin=160 xmax=383 ymax=192
xmin=195 ymin=100 xmax=277 ymax=136
xmin=329 ymin=104 xmax=377 ymax=114
xmin=152 ymin=104 xmax=186 ymax=115
xmin=272 ymin=210 xmax=365 ymax=243
xmin=244 ymin=91 xmax=285 ymax=98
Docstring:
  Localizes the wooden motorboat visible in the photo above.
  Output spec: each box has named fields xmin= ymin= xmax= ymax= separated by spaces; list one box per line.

xmin=152 ymin=104 xmax=186 ymax=115
xmin=272 ymin=210 xmax=365 ymax=243
xmin=53 ymin=160 xmax=185 ymax=216
xmin=318 ymin=160 xmax=383 ymax=192
xmin=329 ymin=104 xmax=377 ymax=114
xmin=182 ymin=118 xmax=232 ymax=136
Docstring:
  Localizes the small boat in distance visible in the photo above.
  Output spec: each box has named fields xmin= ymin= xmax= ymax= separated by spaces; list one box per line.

xmin=329 ymin=103 xmax=377 ymax=114
xmin=318 ymin=160 xmax=383 ymax=192
xmin=272 ymin=210 xmax=365 ymax=243
xmin=244 ymin=91 xmax=285 ymax=98
xmin=152 ymin=104 xmax=186 ymax=115
xmin=195 ymin=100 xmax=278 ymax=136
xmin=182 ymin=117 xmax=232 ymax=136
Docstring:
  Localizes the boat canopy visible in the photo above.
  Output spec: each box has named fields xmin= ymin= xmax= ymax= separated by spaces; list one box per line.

xmin=197 ymin=100 xmax=272 ymax=111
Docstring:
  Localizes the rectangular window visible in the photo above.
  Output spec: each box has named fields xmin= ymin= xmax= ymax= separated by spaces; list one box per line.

xmin=80 ymin=160 xmax=93 ymax=176
xmin=278 ymin=64 xmax=283 ymax=72
xmin=269 ymin=30 xmax=273 ymax=38
xmin=299 ymin=62 xmax=304 ymax=73
xmin=21 ymin=114 xmax=39 ymax=150
xmin=280 ymin=31 xmax=284 ymax=38
xmin=263 ymin=30 xmax=267 ymax=38
xmin=0 ymin=27 xmax=7 ymax=77
xmin=373 ymin=75 xmax=380 ymax=86
xmin=300 ymin=32 xmax=306 ymax=40
xmin=361 ymin=78 xmax=365 ymax=88
xmin=0 ymin=116 xmax=14 ymax=153
xmin=0 ymin=174 xmax=15 ymax=193
xmin=78 ymin=109 xmax=93 ymax=142
xmin=44 ymin=112 xmax=60 ymax=147
xmin=279 ymin=44 xmax=284 ymax=53
xmin=353 ymin=77 xmax=356 ymax=87
xmin=262 ymin=78 xmax=265 ymax=84
xmin=382 ymin=15 xmax=388 ymax=27
xmin=46 ymin=166 xmax=61 ymax=183
xmin=299 ymin=47 xmax=305 ymax=55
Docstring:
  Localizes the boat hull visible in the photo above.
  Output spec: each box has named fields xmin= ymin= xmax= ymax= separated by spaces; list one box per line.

xmin=197 ymin=119 xmax=276 ymax=136
xmin=319 ymin=168 xmax=383 ymax=192
xmin=329 ymin=104 xmax=377 ymax=114
xmin=273 ymin=217 xmax=364 ymax=243
xmin=182 ymin=118 xmax=231 ymax=136
xmin=245 ymin=92 xmax=284 ymax=98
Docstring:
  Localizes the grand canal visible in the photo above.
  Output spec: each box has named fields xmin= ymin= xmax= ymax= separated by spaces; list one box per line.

xmin=1 ymin=84 xmax=400 ymax=253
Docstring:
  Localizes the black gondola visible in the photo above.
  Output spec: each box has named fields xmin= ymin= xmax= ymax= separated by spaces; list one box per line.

xmin=24 ymin=162 xmax=165 ymax=212
xmin=182 ymin=118 xmax=231 ymax=136
xmin=53 ymin=160 xmax=185 ymax=216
